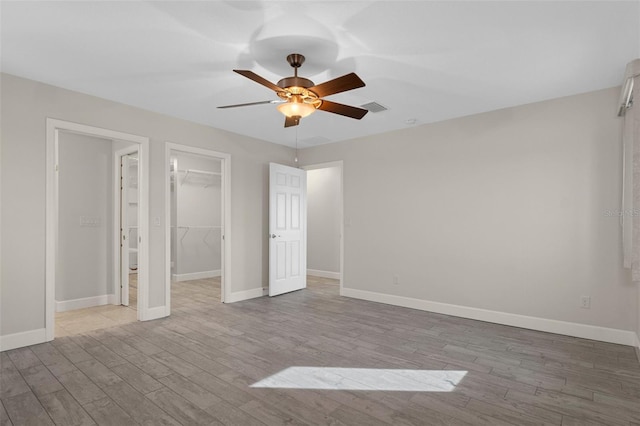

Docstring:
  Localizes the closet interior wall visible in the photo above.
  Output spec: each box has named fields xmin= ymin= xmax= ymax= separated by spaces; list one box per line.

xmin=170 ymin=152 xmax=222 ymax=281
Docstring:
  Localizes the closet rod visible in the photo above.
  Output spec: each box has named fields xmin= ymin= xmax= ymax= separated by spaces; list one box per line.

xmin=178 ymin=169 xmax=221 ymax=176
xmin=174 ymin=225 xmax=222 ymax=229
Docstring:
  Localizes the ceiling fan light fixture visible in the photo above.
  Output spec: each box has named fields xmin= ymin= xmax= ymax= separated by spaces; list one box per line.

xmin=221 ymin=53 xmax=368 ymax=128
xmin=277 ymin=95 xmax=316 ymax=118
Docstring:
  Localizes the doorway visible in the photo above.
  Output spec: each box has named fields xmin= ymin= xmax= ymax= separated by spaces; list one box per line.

xmin=45 ymin=119 xmax=150 ymax=341
xmin=165 ymin=143 xmax=231 ymax=311
xmin=302 ymin=161 xmax=344 ymax=294
xmin=116 ymin=149 xmax=140 ymax=310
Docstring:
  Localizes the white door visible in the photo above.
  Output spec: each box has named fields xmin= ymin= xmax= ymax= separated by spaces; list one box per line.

xmin=120 ymin=154 xmax=138 ymax=306
xmin=269 ymin=163 xmax=307 ymax=296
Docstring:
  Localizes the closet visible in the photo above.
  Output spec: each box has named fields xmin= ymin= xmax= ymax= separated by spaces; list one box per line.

xmin=170 ymin=153 xmax=222 ymax=282
xmin=122 ymin=154 xmax=138 ymax=307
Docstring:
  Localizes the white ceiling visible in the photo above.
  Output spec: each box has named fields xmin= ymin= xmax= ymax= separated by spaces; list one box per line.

xmin=1 ymin=1 xmax=639 ymax=148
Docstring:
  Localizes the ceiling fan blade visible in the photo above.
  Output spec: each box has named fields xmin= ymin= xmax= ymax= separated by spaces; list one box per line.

xmin=317 ymin=100 xmax=368 ymax=120
xmin=217 ymin=100 xmax=282 ymax=109
xmin=309 ymin=73 xmax=365 ymax=98
xmin=234 ymin=70 xmax=282 ymax=92
xmin=284 ymin=116 xmax=300 ymax=128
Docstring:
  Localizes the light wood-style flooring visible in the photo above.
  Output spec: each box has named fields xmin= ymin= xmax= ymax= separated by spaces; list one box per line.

xmin=129 ymin=273 xmax=137 ymax=311
xmin=3 ymin=276 xmax=640 ymax=425
xmin=54 ymin=274 xmax=140 ymax=337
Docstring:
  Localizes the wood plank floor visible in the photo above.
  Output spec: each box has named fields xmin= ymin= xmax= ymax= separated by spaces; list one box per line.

xmin=2 ymin=276 xmax=640 ymax=425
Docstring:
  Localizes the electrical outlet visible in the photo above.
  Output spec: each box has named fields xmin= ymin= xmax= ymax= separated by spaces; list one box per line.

xmin=580 ymin=296 xmax=591 ymax=309
xmin=393 ymin=275 xmax=399 ymax=286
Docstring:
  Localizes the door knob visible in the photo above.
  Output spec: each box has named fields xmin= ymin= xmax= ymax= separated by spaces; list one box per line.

xmin=270 ymin=234 xmax=281 ymax=238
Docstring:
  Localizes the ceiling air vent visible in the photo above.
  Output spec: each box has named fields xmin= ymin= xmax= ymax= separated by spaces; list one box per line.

xmin=361 ymin=102 xmax=388 ymax=113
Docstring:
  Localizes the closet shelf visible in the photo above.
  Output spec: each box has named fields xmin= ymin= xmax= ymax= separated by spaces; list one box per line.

xmin=178 ymin=169 xmax=221 ymax=187
xmin=174 ymin=225 xmax=222 ymax=229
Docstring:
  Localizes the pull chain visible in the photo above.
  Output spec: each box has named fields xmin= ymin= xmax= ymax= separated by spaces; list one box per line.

xmin=294 ymin=126 xmax=299 ymax=164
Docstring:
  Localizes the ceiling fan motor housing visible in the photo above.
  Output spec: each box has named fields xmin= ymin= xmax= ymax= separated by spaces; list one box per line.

xmin=277 ymin=76 xmax=314 ymax=90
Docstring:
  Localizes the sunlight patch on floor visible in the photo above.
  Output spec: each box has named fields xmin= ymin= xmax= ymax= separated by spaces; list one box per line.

xmin=251 ymin=367 xmax=467 ymax=392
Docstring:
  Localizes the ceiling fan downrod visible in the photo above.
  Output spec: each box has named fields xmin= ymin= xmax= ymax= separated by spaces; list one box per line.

xmin=287 ymin=53 xmax=305 ymax=78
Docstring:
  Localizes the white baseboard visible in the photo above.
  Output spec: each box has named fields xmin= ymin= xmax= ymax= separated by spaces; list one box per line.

xmin=172 ymin=270 xmax=221 ymax=282
xmin=307 ymin=269 xmax=341 ymax=280
xmin=56 ymin=294 xmax=117 ymax=313
xmin=634 ymin=333 xmax=640 ymax=363
xmin=0 ymin=328 xmax=47 ymax=352
xmin=342 ymin=288 xmax=638 ymax=347
xmin=226 ymin=287 xmax=268 ymax=303
xmin=142 ymin=306 xmax=167 ymax=321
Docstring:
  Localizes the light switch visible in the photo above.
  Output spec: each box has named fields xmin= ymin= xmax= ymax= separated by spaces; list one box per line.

xmin=153 ymin=217 xmax=161 ymax=227
xmin=80 ymin=216 xmax=101 ymax=227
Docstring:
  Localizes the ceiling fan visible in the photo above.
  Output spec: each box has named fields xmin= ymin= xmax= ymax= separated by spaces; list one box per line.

xmin=218 ymin=53 xmax=368 ymax=128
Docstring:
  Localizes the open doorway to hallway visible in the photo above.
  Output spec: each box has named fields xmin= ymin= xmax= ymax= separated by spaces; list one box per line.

xmin=304 ymin=162 xmax=343 ymax=295
xmin=54 ymin=133 xmax=139 ymax=337
xmin=46 ymin=118 xmax=150 ymax=341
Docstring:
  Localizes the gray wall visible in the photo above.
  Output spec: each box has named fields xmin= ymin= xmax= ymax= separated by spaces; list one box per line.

xmin=307 ymin=167 xmax=341 ymax=274
xmin=0 ymin=73 xmax=294 ymax=337
xmin=56 ymin=132 xmax=113 ymax=302
xmin=300 ymin=87 xmax=637 ymax=332
xmin=1 ymin=71 xmax=637 ymax=344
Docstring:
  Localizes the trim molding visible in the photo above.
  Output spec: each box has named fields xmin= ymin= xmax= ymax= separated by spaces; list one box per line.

xmin=172 ymin=270 xmax=221 ymax=282
xmin=0 ymin=328 xmax=47 ymax=352
xmin=307 ymin=269 xmax=341 ymax=280
xmin=56 ymin=294 xmax=117 ymax=313
xmin=342 ymin=288 xmax=638 ymax=347
xmin=143 ymin=306 xmax=167 ymax=321
xmin=226 ymin=287 xmax=268 ymax=303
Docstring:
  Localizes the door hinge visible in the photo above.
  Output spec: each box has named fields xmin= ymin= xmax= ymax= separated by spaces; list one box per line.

xmin=55 ymin=164 xmax=59 ymax=172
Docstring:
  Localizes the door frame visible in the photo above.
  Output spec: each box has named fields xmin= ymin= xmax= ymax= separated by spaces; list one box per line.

xmin=113 ymin=147 xmax=139 ymax=307
xmin=164 ymin=142 xmax=231 ymax=310
xmin=301 ymin=161 xmax=344 ymax=295
xmin=46 ymin=118 xmax=150 ymax=341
